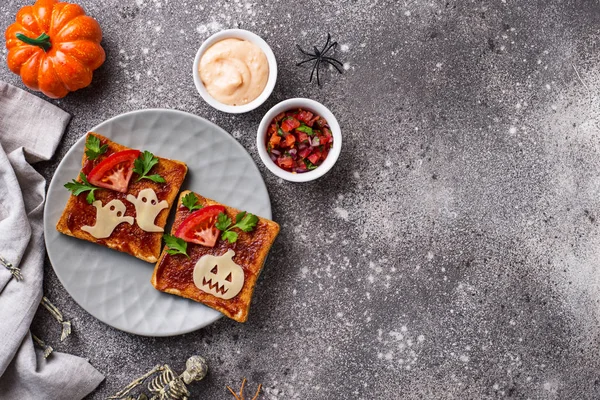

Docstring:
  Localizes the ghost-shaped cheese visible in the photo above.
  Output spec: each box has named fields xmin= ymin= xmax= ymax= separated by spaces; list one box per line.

xmin=81 ymin=199 xmax=134 ymax=239
xmin=193 ymin=249 xmax=244 ymax=300
xmin=126 ymin=188 xmax=168 ymax=233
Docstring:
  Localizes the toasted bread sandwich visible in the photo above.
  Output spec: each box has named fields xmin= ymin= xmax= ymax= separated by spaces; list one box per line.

xmin=151 ymin=191 xmax=279 ymax=322
xmin=56 ymin=132 xmax=187 ymax=263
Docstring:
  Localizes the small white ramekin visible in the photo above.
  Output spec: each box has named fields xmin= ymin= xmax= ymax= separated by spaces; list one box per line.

xmin=193 ymin=29 xmax=277 ymax=114
xmin=256 ymin=98 xmax=342 ymax=182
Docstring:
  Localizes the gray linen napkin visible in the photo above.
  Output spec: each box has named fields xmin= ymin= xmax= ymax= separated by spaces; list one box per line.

xmin=0 ymin=81 xmax=104 ymax=399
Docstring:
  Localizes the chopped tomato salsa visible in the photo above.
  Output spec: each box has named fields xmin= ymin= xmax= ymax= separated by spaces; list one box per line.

xmin=266 ymin=108 xmax=334 ymax=173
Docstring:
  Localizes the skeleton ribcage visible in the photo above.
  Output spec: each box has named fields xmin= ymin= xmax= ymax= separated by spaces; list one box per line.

xmin=147 ymin=367 xmax=190 ymax=400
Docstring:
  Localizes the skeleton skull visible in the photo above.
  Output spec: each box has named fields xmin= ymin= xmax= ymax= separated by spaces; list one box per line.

xmin=82 ymin=199 xmax=134 ymax=239
xmin=193 ymin=249 xmax=244 ymax=300
xmin=181 ymin=355 xmax=208 ymax=384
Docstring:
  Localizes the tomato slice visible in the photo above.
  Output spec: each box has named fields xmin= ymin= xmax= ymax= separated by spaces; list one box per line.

xmin=307 ymin=153 xmax=320 ymax=165
xmin=174 ymin=205 xmax=226 ymax=247
xmin=274 ymin=112 xmax=286 ymax=122
xmin=314 ymin=117 xmax=327 ymax=129
xmin=281 ymin=117 xmax=300 ymax=133
xmin=268 ymin=123 xmax=278 ymax=136
xmin=299 ymin=147 xmax=312 ymax=159
xmin=283 ymin=134 xmax=296 ymax=148
xmin=297 ymin=110 xmax=314 ymax=124
xmin=87 ymin=150 xmax=140 ymax=193
xmin=269 ymin=134 xmax=281 ymax=147
xmin=277 ymin=156 xmax=294 ymax=169
xmin=296 ymin=131 xmax=309 ymax=144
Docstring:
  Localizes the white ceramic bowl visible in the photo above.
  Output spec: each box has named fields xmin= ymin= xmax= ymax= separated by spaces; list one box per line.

xmin=257 ymin=98 xmax=342 ymax=182
xmin=193 ymin=29 xmax=277 ymax=114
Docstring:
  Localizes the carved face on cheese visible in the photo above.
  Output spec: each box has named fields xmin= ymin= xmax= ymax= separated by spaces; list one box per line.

xmin=192 ymin=249 xmax=244 ymax=300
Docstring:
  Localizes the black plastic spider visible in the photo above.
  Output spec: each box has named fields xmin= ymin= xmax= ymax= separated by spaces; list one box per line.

xmin=296 ymin=33 xmax=344 ymax=86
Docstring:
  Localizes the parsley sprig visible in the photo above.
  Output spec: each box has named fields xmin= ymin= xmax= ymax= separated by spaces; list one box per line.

xmin=64 ymin=173 xmax=100 ymax=204
xmin=134 ymin=151 xmax=165 ymax=183
xmin=215 ymin=211 xmax=259 ymax=243
xmin=85 ymin=135 xmax=108 ymax=161
xmin=163 ymin=234 xmax=189 ymax=258
xmin=182 ymin=192 xmax=203 ymax=212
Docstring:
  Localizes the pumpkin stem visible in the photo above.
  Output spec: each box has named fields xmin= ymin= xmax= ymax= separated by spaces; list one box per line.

xmin=16 ymin=32 xmax=51 ymax=52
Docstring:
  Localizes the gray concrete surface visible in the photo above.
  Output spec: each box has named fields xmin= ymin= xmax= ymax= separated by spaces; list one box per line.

xmin=2 ymin=0 xmax=600 ymax=398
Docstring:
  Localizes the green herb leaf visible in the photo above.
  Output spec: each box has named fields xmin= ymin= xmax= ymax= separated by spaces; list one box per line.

xmin=134 ymin=151 xmax=164 ymax=182
xmin=214 ymin=211 xmax=259 ymax=243
xmin=233 ymin=212 xmax=259 ymax=232
xmin=86 ymin=191 xmax=96 ymax=204
xmin=144 ymin=174 xmax=166 ymax=183
xmin=215 ymin=212 xmax=232 ymax=231
xmin=85 ymin=135 xmax=108 ymax=161
xmin=182 ymin=192 xmax=203 ymax=212
xmin=221 ymin=230 xmax=238 ymax=243
xmin=163 ymin=234 xmax=189 ymax=258
xmin=304 ymin=159 xmax=318 ymax=170
xmin=277 ymin=128 xmax=285 ymax=137
xmin=296 ymin=125 xmax=314 ymax=136
xmin=64 ymin=173 xmax=100 ymax=204
xmin=235 ymin=211 xmax=247 ymax=224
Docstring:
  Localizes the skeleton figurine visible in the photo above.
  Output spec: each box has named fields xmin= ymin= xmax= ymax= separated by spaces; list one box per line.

xmin=109 ymin=356 xmax=208 ymax=400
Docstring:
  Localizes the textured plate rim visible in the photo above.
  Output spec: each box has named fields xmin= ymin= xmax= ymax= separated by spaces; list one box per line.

xmin=43 ymin=108 xmax=272 ymax=336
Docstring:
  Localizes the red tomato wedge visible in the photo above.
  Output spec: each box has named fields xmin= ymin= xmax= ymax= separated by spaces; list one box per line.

xmin=174 ymin=205 xmax=226 ymax=247
xmin=87 ymin=150 xmax=140 ymax=193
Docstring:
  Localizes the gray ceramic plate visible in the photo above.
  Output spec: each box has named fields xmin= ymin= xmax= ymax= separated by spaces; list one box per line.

xmin=43 ymin=109 xmax=272 ymax=336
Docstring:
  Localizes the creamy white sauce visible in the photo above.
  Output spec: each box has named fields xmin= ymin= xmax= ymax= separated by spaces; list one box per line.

xmin=199 ymin=38 xmax=269 ymax=106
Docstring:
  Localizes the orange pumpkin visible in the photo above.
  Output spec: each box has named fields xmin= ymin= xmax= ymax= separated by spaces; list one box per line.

xmin=5 ymin=0 xmax=105 ymax=99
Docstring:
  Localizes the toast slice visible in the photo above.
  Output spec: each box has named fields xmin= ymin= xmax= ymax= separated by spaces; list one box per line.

xmin=56 ymin=132 xmax=187 ymax=263
xmin=151 ymin=191 xmax=280 ymax=322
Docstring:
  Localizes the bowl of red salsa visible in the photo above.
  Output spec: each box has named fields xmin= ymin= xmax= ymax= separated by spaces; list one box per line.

xmin=257 ymin=98 xmax=341 ymax=182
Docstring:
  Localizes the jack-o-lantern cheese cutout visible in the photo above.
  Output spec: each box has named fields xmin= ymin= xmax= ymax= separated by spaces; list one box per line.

xmin=193 ymin=249 xmax=244 ymax=300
